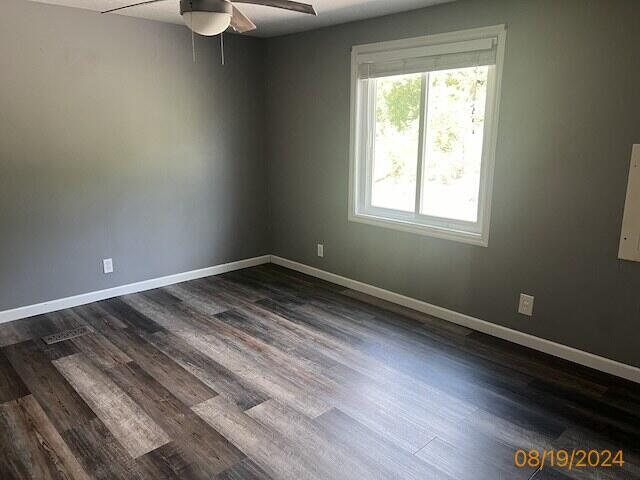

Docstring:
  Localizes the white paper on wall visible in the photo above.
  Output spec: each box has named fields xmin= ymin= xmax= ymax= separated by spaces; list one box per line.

xmin=619 ymin=145 xmax=640 ymax=261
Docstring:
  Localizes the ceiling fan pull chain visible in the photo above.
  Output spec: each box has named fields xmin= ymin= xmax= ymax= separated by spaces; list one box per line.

xmin=191 ymin=13 xmax=196 ymax=63
xmin=221 ymin=33 xmax=225 ymax=66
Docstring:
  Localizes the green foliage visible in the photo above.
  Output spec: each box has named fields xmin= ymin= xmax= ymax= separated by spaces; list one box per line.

xmin=389 ymin=153 xmax=404 ymax=180
xmin=429 ymin=67 xmax=486 ymax=156
xmin=382 ymin=77 xmax=422 ymax=132
xmin=374 ymin=67 xmax=488 ymax=184
xmin=434 ymin=126 xmax=458 ymax=154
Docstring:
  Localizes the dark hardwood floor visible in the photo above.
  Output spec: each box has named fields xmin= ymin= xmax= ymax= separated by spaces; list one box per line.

xmin=1 ymin=264 xmax=639 ymax=479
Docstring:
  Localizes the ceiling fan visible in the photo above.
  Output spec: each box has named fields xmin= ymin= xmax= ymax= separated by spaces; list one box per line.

xmin=102 ymin=0 xmax=318 ymax=36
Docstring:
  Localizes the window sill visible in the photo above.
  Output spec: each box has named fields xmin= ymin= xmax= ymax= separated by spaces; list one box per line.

xmin=348 ymin=211 xmax=489 ymax=247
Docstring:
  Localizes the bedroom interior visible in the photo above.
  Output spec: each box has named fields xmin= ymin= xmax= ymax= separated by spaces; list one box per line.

xmin=1 ymin=0 xmax=640 ymax=479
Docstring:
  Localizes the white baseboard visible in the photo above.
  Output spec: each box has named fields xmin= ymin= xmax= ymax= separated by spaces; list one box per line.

xmin=3 ymin=253 xmax=639 ymax=384
xmin=271 ymin=255 xmax=640 ymax=384
xmin=0 ymin=255 xmax=271 ymax=325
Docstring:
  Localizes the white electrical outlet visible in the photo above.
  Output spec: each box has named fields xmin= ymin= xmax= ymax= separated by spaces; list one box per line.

xmin=103 ymin=258 xmax=114 ymax=274
xmin=518 ymin=293 xmax=534 ymax=316
xmin=317 ymin=244 xmax=324 ymax=258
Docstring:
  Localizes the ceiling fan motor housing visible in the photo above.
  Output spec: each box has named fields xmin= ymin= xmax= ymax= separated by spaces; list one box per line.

xmin=179 ymin=0 xmax=233 ymax=16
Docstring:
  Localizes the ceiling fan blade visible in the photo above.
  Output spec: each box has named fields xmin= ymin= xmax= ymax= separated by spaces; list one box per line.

xmin=102 ymin=0 xmax=171 ymax=14
xmin=233 ymin=0 xmax=317 ymax=16
xmin=231 ymin=6 xmax=257 ymax=33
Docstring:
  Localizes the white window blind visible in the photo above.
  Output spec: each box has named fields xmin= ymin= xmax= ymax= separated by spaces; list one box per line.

xmin=357 ymin=38 xmax=497 ymax=80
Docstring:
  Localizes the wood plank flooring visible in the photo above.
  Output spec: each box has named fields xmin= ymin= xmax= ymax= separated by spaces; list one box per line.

xmin=1 ymin=264 xmax=639 ymax=479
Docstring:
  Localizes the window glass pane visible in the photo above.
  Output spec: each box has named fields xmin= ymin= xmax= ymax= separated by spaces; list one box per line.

xmin=370 ymin=73 xmax=422 ymax=212
xmin=421 ymin=66 xmax=488 ymax=222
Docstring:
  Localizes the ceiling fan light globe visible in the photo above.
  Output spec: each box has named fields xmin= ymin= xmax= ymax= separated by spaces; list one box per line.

xmin=183 ymin=11 xmax=231 ymax=36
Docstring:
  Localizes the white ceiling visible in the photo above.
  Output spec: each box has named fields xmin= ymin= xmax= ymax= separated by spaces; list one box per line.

xmin=26 ymin=0 xmax=453 ymax=37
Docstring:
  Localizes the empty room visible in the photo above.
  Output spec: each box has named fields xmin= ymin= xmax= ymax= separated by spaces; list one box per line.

xmin=1 ymin=0 xmax=640 ymax=478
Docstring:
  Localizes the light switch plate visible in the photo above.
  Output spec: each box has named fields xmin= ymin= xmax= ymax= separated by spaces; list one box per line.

xmin=518 ymin=293 xmax=534 ymax=316
xmin=103 ymin=258 xmax=114 ymax=274
xmin=317 ymin=244 xmax=324 ymax=258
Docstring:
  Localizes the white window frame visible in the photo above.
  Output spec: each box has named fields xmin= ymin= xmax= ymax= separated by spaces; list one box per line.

xmin=348 ymin=25 xmax=507 ymax=247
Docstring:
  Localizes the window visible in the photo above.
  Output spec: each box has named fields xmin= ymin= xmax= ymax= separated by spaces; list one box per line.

xmin=349 ymin=26 xmax=506 ymax=246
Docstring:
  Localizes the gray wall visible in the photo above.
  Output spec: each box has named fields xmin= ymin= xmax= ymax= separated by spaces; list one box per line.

xmin=0 ymin=0 xmax=269 ymax=311
xmin=265 ymin=0 xmax=640 ymax=368
xmin=3 ymin=0 xmax=640 ymax=370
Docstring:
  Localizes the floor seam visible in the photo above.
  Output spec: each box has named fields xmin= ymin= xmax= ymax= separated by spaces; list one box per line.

xmin=413 ymin=434 xmax=437 ymax=456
